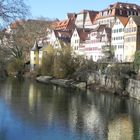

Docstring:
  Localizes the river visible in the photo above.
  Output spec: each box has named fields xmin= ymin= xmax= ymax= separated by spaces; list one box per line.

xmin=0 ymin=78 xmax=140 ymax=140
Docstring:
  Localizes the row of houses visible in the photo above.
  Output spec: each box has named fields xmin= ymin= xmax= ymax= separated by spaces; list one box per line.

xmin=30 ymin=2 xmax=140 ymax=70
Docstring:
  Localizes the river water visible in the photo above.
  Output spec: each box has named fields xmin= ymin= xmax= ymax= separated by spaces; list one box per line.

xmin=0 ymin=78 xmax=140 ymax=140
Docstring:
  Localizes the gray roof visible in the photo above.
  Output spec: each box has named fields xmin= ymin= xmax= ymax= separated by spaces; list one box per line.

xmin=31 ymin=41 xmax=42 ymax=51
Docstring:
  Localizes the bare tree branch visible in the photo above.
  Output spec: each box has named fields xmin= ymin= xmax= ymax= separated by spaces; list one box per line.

xmin=0 ymin=0 xmax=30 ymax=23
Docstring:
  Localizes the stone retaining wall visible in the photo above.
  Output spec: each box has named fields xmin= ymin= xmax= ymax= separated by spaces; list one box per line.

xmin=127 ymin=79 xmax=140 ymax=100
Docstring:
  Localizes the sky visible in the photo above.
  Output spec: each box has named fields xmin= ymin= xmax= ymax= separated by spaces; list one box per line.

xmin=26 ymin=0 xmax=140 ymax=20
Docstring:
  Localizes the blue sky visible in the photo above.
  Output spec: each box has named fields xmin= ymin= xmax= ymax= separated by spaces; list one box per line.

xmin=27 ymin=0 xmax=140 ymax=20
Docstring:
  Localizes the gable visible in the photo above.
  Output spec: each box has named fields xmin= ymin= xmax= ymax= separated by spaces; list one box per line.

xmin=51 ymin=30 xmax=57 ymax=40
xmin=125 ymin=17 xmax=137 ymax=28
xmin=71 ymin=29 xmax=80 ymax=40
xmin=85 ymin=13 xmax=92 ymax=26
xmin=112 ymin=18 xmax=124 ymax=29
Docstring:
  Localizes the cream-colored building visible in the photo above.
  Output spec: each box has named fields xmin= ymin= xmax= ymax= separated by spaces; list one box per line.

xmin=124 ymin=16 xmax=140 ymax=62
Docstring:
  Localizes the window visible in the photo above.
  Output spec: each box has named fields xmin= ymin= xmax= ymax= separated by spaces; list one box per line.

xmin=118 ymin=45 xmax=123 ymax=49
xmin=43 ymin=51 xmax=47 ymax=55
xmin=114 ymin=45 xmax=117 ymax=49
xmin=127 ymin=11 xmax=129 ymax=16
xmin=119 ymin=28 xmax=122 ymax=32
xmin=120 ymin=10 xmax=122 ymax=15
xmin=120 ymin=55 xmax=122 ymax=61
xmin=133 ymin=27 xmax=137 ymax=32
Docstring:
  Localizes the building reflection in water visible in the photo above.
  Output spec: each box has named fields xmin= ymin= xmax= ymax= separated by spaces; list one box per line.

xmin=28 ymin=83 xmax=41 ymax=113
xmin=0 ymin=79 xmax=140 ymax=139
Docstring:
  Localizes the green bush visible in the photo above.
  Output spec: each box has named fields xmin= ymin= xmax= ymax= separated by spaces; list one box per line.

xmin=7 ymin=58 xmax=24 ymax=75
xmin=40 ymin=45 xmax=54 ymax=76
xmin=53 ymin=47 xmax=81 ymax=78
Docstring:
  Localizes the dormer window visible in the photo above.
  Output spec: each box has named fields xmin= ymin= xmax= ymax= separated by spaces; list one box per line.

xmin=102 ymin=11 xmax=103 ymax=16
xmin=133 ymin=6 xmax=137 ymax=10
xmin=127 ymin=5 xmax=130 ymax=9
xmin=127 ymin=11 xmax=129 ymax=16
xmin=107 ymin=10 xmax=110 ymax=14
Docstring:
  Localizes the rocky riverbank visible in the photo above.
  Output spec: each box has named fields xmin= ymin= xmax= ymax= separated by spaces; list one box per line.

xmin=36 ymin=73 xmax=140 ymax=101
xmin=36 ymin=76 xmax=87 ymax=89
xmin=36 ymin=74 xmax=128 ymax=96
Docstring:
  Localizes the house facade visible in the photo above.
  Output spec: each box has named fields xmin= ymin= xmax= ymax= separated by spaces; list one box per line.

xmin=71 ymin=28 xmax=80 ymax=54
xmin=71 ymin=28 xmax=90 ymax=56
xmin=124 ymin=16 xmax=140 ymax=62
xmin=111 ymin=17 xmax=128 ymax=62
xmin=84 ymin=25 xmax=111 ymax=61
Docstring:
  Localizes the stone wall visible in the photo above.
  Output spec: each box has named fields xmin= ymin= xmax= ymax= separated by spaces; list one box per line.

xmin=127 ymin=79 xmax=140 ymax=100
xmin=87 ymin=72 xmax=124 ymax=94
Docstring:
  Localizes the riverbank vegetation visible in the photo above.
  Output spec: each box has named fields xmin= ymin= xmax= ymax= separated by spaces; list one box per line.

xmin=39 ymin=45 xmax=84 ymax=79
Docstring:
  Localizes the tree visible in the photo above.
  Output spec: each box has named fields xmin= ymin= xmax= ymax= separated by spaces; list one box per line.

xmin=134 ymin=50 xmax=140 ymax=72
xmin=7 ymin=58 xmax=24 ymax=75
xmin=1 ymin=19 xmax=52 ymax=59
xmin=0 ymin=0 xmax=29 ymax=23
xmin=53 ymin=47 xmax=82 ymax=78
xmin=0 ymin=0 xmax=30 ymax=76
xmin=101 ymin=45 xmax=115 ymax=62
xmin=0 ymin=19 xmax=53 ymax=75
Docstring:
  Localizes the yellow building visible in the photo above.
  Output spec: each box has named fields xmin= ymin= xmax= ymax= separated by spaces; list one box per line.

xmin=124 ymin=16 xmax=140 ymax=62
xmin=30 ymin=42 xmax=41 ymax=71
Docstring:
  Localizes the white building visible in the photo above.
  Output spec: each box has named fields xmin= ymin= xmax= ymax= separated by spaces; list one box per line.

xmin=84 ymin=25 xmax=111 ymax=61
xmin=111 ymin=17 xmax=128 ymax=62
xmin=71 ymin=28 xmax=90 ymax=55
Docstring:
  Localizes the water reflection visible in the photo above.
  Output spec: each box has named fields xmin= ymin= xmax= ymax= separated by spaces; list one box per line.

xmin=0 ymin=78 xmax=140 ymax=139
xmin=108 ymin=114 xmax=133 ymax=140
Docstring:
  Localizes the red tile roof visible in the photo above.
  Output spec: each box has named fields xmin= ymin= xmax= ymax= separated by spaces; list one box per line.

xmin=96 ymin=2 xmax=140 ymax=20
xmin=54 ymin=30 xmax=72 ymax=38
xmin=76 ymin=28 xmax=91 ymax=41
xmin=117 ymin=16 xmax=128 ymax=26
xmin=88 ymin=11 xmax=99 ymax=23
xmin=52 ymin=18 xmax=75 ymax=30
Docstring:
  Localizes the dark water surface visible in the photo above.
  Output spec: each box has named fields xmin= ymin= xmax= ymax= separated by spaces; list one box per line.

xmin=0 ymin=78 xmax=140 ymax=140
